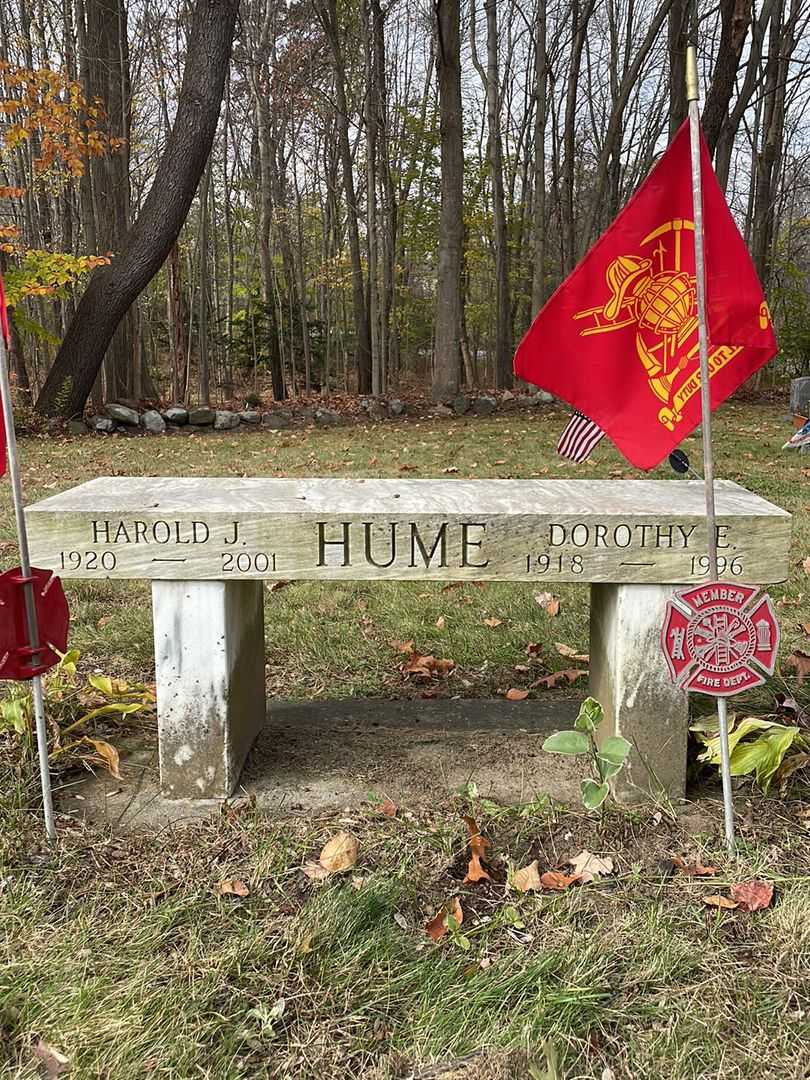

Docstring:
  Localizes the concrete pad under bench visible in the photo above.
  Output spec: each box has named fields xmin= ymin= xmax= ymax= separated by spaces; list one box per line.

xmin=26 ymin=477 xmax=791 ymax=802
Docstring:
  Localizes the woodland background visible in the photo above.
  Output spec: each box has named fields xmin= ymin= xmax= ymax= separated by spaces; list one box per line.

xmin=1 ymin=0 xmax=810 ymax=418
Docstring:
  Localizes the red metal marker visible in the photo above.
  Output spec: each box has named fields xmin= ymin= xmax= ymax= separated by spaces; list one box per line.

xmin=0 ymin=566 xmax=69 ymax=680
xmin=662 ymin=582 xmax=779 ymax=697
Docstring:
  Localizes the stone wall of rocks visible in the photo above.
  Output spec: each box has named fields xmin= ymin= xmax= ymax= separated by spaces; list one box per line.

xmin=64 ymin=390 xmax=556 ymax=437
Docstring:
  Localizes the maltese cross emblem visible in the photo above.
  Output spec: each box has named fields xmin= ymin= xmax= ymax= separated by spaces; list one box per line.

xmin=661 ymin=582 xmax=779 ymax=697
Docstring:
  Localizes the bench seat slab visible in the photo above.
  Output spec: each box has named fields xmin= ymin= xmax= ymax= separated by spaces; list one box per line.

xmin=590 ymin=583 xmax=688 ymax=803
xmin=152 ymin=579 xmax=266 ymax=798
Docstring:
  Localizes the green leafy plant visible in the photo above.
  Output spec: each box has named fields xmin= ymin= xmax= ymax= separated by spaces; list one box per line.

xmin=691 ymin=714 xmax=809 ymax=794
xmin=542 ymin=697 xmax=631 ymax=810
xmin=0 ymin=648 xmax=154 ymax=778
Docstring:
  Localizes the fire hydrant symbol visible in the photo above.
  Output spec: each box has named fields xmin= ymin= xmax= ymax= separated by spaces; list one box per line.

xmin=661 ymin=582 xmax=779 ymax=697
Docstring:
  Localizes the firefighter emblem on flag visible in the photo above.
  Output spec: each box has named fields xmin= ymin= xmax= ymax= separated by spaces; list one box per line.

xmin=573 ymin=219 xmax=757 ymax=432
xmin=661 ymin=582 xmax=779 ymax=697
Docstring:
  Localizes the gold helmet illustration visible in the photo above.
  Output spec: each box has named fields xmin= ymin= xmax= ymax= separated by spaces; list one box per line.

xmin=603 ymin=256 xmax=652 ymax=320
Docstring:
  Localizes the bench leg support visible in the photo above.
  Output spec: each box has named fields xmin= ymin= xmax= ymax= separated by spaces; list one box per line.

xmin=589 ymin=583 xmax=688 ymax=803
xmin=152 ymin=580 xmax=266 ymax=799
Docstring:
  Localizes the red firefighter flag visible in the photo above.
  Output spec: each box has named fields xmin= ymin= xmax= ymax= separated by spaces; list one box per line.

xmin=0 ymin=274 xmax=8 ymax=476
xmin=514 ymin=120 xmax=777 ymax=470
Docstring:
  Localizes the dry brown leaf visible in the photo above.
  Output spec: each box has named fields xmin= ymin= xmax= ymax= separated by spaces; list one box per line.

xmin=302 ymin=860 xmax=330 ymax=881
xmin=380 ymin=797 xmax=398 ymax=817
xmin=672 ymin=855 xmax=717 ymax=877
xmin=540 ymin=870 xmax=582 ymax=891
xmin=555 ymin=643 xmax=590 ymax=663
xmin=461 ymin=816 xmax=491 ymax=883
xmin=506 ymin=688 xmax=529 ymax=701
xmin=399 ymin=463 xmax=418 ymax=472
xmin=425 ymin=896 xmax=464 ymax=941
xmin=513 ymin=663 xmax=530 ymax=674
xmin=390 ymin=638 xmax=415 ymax=654
xmin=531 ymin=668 xmax=588 ymax=690
xmin=569 ymin=850 xmax=614 ymax=883
xmin=83 ymin=738 xmax=122 ymax=780
xmin=401 ymin=651 xmax=455 ymax=679
xmin=319 ymin=831 xmax=358 ymax=873
xmin=464 ymin=853 xmax=491 ymax=884
xmin=534 ymin=592 xmax=560 ymax=616
xmin=785 ymin=649 xmax=810 ymax=685
xmin=703 ymin=894 xmax=739 ymax=910
xmin=442 ymin=466 xmax=459 ymax=473
xmin=803 ymin=556 xmax=810 ymax=576
xmin=730 ymin=879 xmax=774 ymax=912
xmin=216 ymin=878 xmax=249 ymax=897
xmin=32 ymin=1040 xmax=71 ymax=1078
xmin=268 ymin=579 xmax=291 ymax=592
xmin=435 ymin=616 xmax=446 ymax=630
xmin=525 ymin=642 xmax=543 ymax=656
xmin=512 ymin=860 xmax=542 ymax=893
xmin=441 ymin=581 xmax=464 ymax=593
xmin=483 ymin=616 xmax=503 ymax=628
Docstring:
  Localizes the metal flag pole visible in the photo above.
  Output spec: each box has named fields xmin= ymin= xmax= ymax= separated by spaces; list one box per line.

xmin=0 ymin=329 xmax=56 ymax=842
xmin=686 ymin=44 xmax=735 ymax=852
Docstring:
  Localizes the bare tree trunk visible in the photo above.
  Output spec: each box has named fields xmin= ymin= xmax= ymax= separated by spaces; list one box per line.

xmin=668 ymin=0 xmax=688 ymax=136
xmin=701 ymin=0 xmax=752 ymax=155
xmin=432 ymin=0 xmax=464 ymax=401
xmin=531 ymin=0 xmax=548 ymax=315
xmin=315 ymin=0 xmax=372 ymax=394
xmin=471 ymin=0 xmax=512 ymax=388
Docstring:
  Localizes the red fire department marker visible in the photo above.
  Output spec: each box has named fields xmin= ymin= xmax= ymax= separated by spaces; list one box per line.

xmin=662 ymin=582 xmax=779 ymax=697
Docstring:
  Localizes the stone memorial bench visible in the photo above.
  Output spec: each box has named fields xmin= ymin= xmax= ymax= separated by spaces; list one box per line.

xmin=25 ymin=477 xmax=790 ymax=803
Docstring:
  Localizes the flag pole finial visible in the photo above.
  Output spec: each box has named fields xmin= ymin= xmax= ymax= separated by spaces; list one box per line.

xmin=686 ymin=44 xmax=699 ymax=103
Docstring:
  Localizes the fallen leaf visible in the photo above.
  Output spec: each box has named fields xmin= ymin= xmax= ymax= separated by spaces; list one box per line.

xmin=483 ymin=616 xmax=503 ymax=628
xmin=800 ymin=623 xmax=810 ymax=636
xmin=83 ymin=738 xmax=122 ymax=780
xmin=672 ymin=855 xmax=717 ymax=877
xmin=703 ymin=894 xmax=739 ymax=910
xmin=540 ymin=870 xmax=582 ymax=891
xmin=730 ymin=879 xmax=774 ymax=912
xmin=216 ymin=878 xmax=249 ymax=897
xmin=534 ymin=592 xmax=560 ymax=616
xmin=390 ymin=639 xmax=415 ymax=654
xmin=401 ymin=651 xmax=456 ymax=679
xmin=462 ymin=816 xmax=491 ymax=883
xmin=399 ymin=463 xmax=418 ymax=471
xmin=803 ymin=556 xmax=810 ymax=576
xmin=33 ymin=1040 xmax=71 ymax=1078
xmin=785 ymin=649 xmax=810 ymax=685
xmin=525 ymin=642 xmax=543 ymax=656
xmin=268 ymin=579 xmax=290 ymax=592
xmin=568 ymin=850 xmax=613 ymax=883
xmin=302 ymin=860 xmax=330 ymax=881
xmin=555 ymin=642 xmax=590 ymax=663
xmin=425 ymin=896 xmax=464 ymax=941
xmin=435 ymin=616 xmax=446 ymax=630
xmin=531 ymin=668 xmax=588 ymax=690
xmin=380 ymin=797 xmax=398 ymax=818
xmin=506 ymin=688 xmax=529 ymax=701
xmin=442 ymin=466 xmax=459 ymax=473
xmin=513 ymin=663 xmax=530 ymax=673
xmin=512 ymin=860 xmax=542 ymax=892
xmin=319 ymin=831 xmax=358 ymax=873
xmin=441 ymin=581 xmax=464 ymax=593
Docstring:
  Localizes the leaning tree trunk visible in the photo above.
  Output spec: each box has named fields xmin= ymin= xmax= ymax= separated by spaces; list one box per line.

xmin=36 ymin=0 xmax=239 ymax=418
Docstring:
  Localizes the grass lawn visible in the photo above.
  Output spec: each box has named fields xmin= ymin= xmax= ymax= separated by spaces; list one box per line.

xmin=1 ymin=399 xmax=810 ymax=1079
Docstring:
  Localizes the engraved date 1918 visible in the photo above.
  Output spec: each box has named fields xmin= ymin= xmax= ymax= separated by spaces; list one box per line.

xmin=525 ymin=553 xmax=584 ymax=574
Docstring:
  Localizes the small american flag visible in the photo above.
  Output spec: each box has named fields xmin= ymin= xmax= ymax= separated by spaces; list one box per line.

xmin=557 ymin=411 xmax=606 ymax=463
